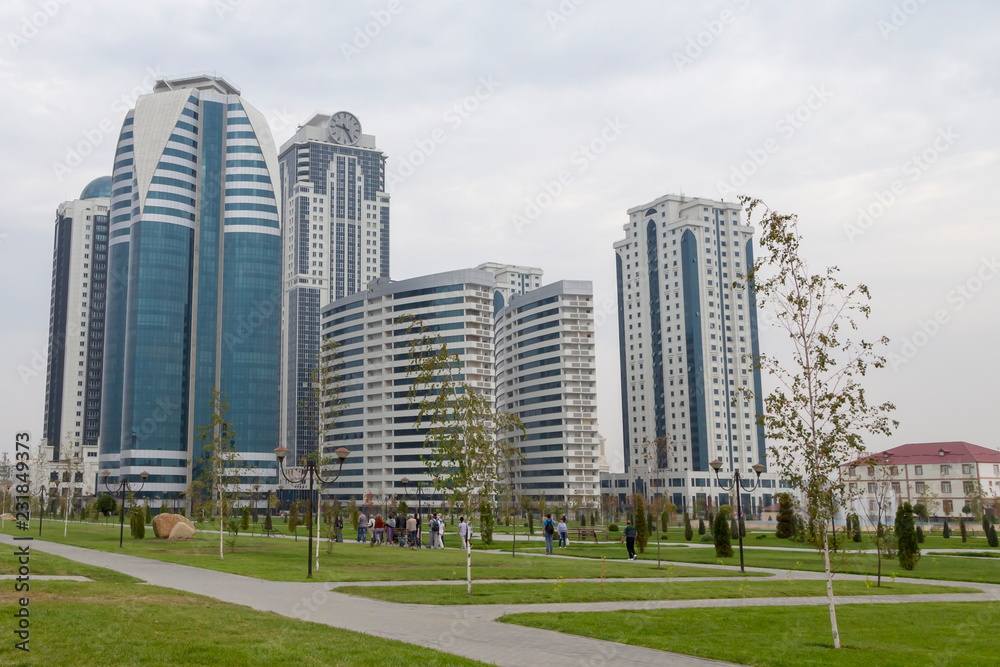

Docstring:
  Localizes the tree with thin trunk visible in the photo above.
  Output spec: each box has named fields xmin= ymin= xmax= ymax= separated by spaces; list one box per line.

xmin=194 ymin=389 xmax=242 ymax=561
xmin=858 ymin=456 xmax=899 ymax=586
xmin=404 ymin=316 xmax=524 ymax=594
xmin=737 ymin=197 xmax=897 ymax=649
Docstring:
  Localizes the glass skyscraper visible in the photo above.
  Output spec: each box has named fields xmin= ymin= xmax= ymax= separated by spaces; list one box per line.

xmin=278 ymin=113 xmax=389 ymax=463
xmin=99 ymin=75 xmax=281 ymax=503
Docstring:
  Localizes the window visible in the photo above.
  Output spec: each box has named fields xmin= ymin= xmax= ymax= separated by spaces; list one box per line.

xmin=867 ymin=466 xmax=875 ymax=476
xmin=943 ymin=500 xmax=953 ymax=514
xmin=849 ymin=482 xmax=857 ymax=492
xmin=962 ymin=464 xmax=973 ymax=475
xmin=964 ymin=481 xmax=975 ymax=494
xmin=867 ymin=482 xmax=877 ymax=493
xmin=941 ymin=481 xmax=952 ymax=493
xmin=915 ymin=482 xmax=925 ymax=493
xmin=940 ymin=464 xmax=950 ymax=475
xmin=914 ymin=465 xmax=922 ymax=475
xmin=891 ymin=482 xmax=901 ymax=494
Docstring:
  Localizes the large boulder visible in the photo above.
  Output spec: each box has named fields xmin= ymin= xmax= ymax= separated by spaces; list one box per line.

xmin=167 ymin=521 xmax=196 ymax=541
xmin=153 ymin=513 xmax=195 ymax=539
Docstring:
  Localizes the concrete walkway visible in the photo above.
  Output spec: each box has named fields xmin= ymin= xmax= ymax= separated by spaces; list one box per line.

xmin=5 ymin=533 xmax=997 ymax=667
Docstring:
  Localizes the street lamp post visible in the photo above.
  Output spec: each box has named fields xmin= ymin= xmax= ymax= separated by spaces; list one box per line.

xmin=101 ymin=469 xmax=149 ymax=548
xmin=710 ymin=460 xmax=766 ymax=573
xmin=274 ymin=446 xmax=350 ymax=578
xmin=35 ymin=485 xmax=47 ymax=537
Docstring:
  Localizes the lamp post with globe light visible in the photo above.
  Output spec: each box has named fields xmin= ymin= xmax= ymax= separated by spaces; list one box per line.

xmin=274 ymin=446 xmax=350 ymax=578
xmin=101 ymin=469 xmax=148 ymax=548
xmin=709 ymin=460 xmax=765 ymax=573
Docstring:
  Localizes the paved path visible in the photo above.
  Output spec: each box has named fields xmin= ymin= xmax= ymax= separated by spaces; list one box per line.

xmin=3 ymin=535 xmax=733 ymax=667
xmin=0 ymin=574 xmax=91 ymax=581
xmin=6 ymin=534 xmax=998 ymax=667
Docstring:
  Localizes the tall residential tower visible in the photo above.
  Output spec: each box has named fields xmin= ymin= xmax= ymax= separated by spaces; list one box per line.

xmin=279 ymin=112 xmax=389 ymax=463
xmin=99 ymin=74 xmax=282 ymax=503
xmin=610 ymin=194 xmax=777 ymax=513
xmin=43 ymin=177 xmax=111 ymax=462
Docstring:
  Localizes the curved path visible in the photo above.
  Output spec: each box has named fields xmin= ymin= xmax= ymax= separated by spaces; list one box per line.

xmin=4 ymin=534 xmax=997 ymax=667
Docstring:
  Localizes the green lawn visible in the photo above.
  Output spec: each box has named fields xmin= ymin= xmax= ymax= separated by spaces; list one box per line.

xmin=500 ymin=603 xmax=1000 ymax=666
xmin=508 ymin=540 xmax=1000 ymax=584
xmin=338 ymin=578 xmax=974 ymax=606
xmin=0 ymin=550 xmax=483 ymax=667
xmin=0 ymin=521 xmax=749 ymax=583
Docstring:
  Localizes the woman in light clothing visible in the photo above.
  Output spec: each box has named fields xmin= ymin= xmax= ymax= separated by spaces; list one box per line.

xmin=435 ymin=513 xmax=445 ymax=548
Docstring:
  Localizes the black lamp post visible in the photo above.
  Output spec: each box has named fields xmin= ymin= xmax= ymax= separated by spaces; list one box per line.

xmin=274 ymin=446 xmax=350 ymax=578
xmin=101 ymin=469 xmax=149 ymax=548
xmin=35 ymin=485 xmax=47 ymax=536
xmin=710 ymin=459 xmax=765 ymax=573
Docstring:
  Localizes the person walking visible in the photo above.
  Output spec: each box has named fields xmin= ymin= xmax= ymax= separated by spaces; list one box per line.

xmin=357 ymin=511 xmax=367 ymax=543
xmin=543 ymin=513 xmax=555 ymax=554
xmin=406 ymin=514 xmax=417 ymax=548
xmin=334 ymin=513 xmax=343 ymax=543
xmin=428 ymin=513 xmax=439 ymax=548
xmin=434 ymin=512 xmax=445 ymax=549
xmin=386 ymin=514 xmax=395 ymax=545
xmin=621 ymin=519 xmax=637 ymax=560
xmin=458 ymin=516 xmax=470 ymax=550
xmin=373 ymin=514 xmax=384 ymax=545
xmin=557 ymin=516 xmax=568 ymax=548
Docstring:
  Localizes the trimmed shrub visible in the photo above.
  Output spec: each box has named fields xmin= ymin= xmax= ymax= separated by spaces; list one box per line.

xmin=96 ymin=494 xmax=117 ymax=517
xmin=635 ymin=496 xmax=648 ymax=553
xmin=698 ymin=518 xmax=706 ymax=535
xmin=775 ymin=493 xmax=794 ymax=539
xmin=895 ymin=502 xmax=920 ymax=570
xmin=730 ymin=516 xmax=739 ymax=540
xmin=684 ymin=512 xmax=694 ymax=541
xmin=959 ymin=517 xmax=968 ymax=543
xmin=479 ymin=499 xmax=494 ymax=545
xmin=129 ymin=506 xmax=145 ymax=539
xmin=263 ymin=510 xmax=273 ymax=532
xmin=700 ymin=533 xmax=714 ymax=543
xmin=942 ymin=519 xmax=951 ymax=538
xmin=241 ymin=506 xmax=250 ymax=531
xmin=608 ymin=524 xmax=620 ymax=533
xmin=738 ymin=514 xmax=746 ymax=538
xmin=143 ymin=501 xmax=152 ymax=525
xmin=852 ymin=515 xmax=862 ymax=543
xmin=713 ymin=507 xmax=733 ymax=557
xmin=987 ymin=523 xmax=999 ymax=548
xmin=916 ymin=526 xmax=925 ymax=543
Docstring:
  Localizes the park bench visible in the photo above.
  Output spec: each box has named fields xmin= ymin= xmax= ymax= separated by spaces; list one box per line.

xmin=572 ymin=527 xmax=599 ymax=543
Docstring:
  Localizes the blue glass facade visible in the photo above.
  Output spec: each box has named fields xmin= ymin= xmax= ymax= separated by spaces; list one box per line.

xmin=746 ymin=238 xmax=767 ymax=469
xmin=681 ymin=230 xmax=709 ymax=471
xmin=645 ymin=218 xmax=667 ymax=465
xmin=615 ymin=253 xmax=629 ymax=472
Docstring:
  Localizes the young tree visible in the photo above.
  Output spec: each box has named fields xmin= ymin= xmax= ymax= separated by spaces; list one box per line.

xmin=959 ymin=517 xmax=968 ymax=543
xmin=738 ymin=198 xmax=897 ymax=649
xmin=895 ymin=502 xmax=920 ymax=570
xmin=194 ymin=389 xmax=242 ymax=561
xmin=404 ymin=316 xmax=525 ymax=594
xmin=634 ymin=494 xmax=648 ymax=554
xmin=479 ymin=498 xmax=495 ymax=546
xmin=713 ymin=506 xmax=733 ymax=557
xmin=684 ymin=512 xmax=694 ymax=541
xmin=730 ymin=515 xmax=739 ymax=540
xmin=859 ymin=456 xmax=899 ymax=587
xmin=288 ymin=501 xmax=300 ymax=539
xmin=775 ymin=493 xmax=795 ymax=539
xmin=942 ymin=518 xmax=951 ymax=539
xmin=915 ymin=526 xmax=925 ymax=544
xmin=987 ymin=523 xmax=999 ymax=548
xmin=144 ymin=500 xmax=152 ymax=525
xmin=851 ymin=514 xmax=862 ymax=543
xmin=698 ymin=517 xmax=706 ymax=536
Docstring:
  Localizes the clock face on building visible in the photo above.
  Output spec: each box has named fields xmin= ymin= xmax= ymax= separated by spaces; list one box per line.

xmin=328 ymin=111 xmax=362 ymax=145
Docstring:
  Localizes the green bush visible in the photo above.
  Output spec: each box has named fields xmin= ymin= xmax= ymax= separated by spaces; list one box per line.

xmin=959 ymin=517 xmax=968 ymax=542
xmin=698 ymin=518 xmax=706 ymax=535
xmin=635 ymin=496 xmax=648 ymax=554
xmin=942 ymin=519 xmax=951 ymax=538
xmin=700 ymin=533 xmax=714 ymax=543
xmin=241 ymin=506 xmax=250 ymax=531
xmin=479 ymin=499 xmax=494 ymax=545
xmin=129 ymin=506 xmax=145 ymax=539
xmin=987 ymin=523 xmax=999 ymax=548
xmin=895 ymin=502 xmax=920 ymax=571
xmin=730 ymin=516 xmax=739 ymax=540
xmin=683 ymin=512 xmax=693 ymax=541
xmin=143 ymin=501 xmax=152 ymax=525
xmin=775 ymin=493 xmax=794 ymax=539
xmin=713 ymin=507 xmax=733 ymax=557
xmin=608 ymin=524 xmax=619 ymax=533
xmin=96 ymin=494 xmax=117 ymax=517
xmin=263 ymin=511 xmax=273 ymax=532
xmin=916 ymin=526 xmax=925 ymax=543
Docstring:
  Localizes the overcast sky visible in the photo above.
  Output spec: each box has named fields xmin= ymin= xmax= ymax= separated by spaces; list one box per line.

xmin=2 ymin=1 xmax=998 ymax=469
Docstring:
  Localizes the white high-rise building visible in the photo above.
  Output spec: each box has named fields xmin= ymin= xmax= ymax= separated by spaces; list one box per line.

xmin=476 ymin=262 xmax=543 ymax=306
xmin=607 ymin=194 xmax=782 ymax=515
xmin=279 ymin=112 xmax=389 ymax=463
xmin=318 ymin=269 xmax=495 ymax=507
xmin=43 ymin=177 xmax=111 ymax=467
xmin=495 ymin=281 xmax=602 ymax=509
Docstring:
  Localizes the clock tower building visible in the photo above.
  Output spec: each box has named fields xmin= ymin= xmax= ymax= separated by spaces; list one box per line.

xmin=278 ymin=112 xmax=389 ymax=462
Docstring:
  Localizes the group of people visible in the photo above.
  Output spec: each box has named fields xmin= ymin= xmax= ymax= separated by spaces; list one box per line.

xmin=355 ymin=511 xmax=461 ymax=549
xmin=540 ymin=514 xmax=570 ymax=554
